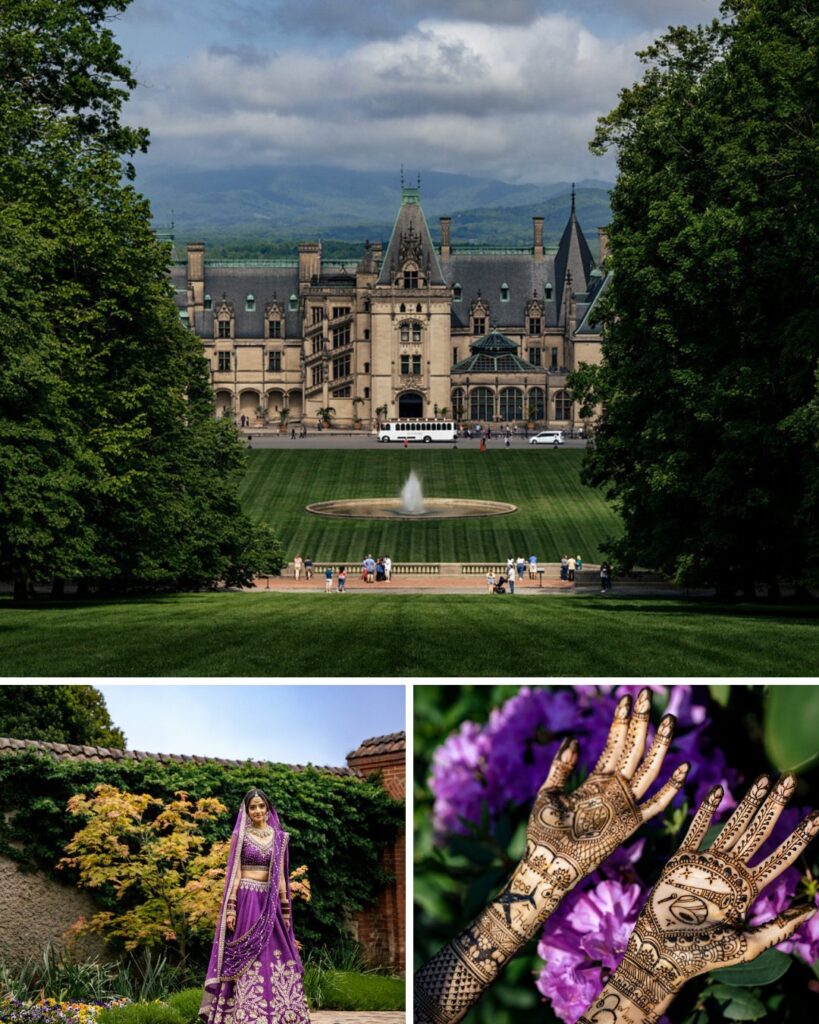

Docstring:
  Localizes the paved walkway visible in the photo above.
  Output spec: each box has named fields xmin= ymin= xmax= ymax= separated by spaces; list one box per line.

xmin=251 ymin=575 xmax=574 ymax=595
xmin=311 ymin=1013 xmax=404 ymax=1024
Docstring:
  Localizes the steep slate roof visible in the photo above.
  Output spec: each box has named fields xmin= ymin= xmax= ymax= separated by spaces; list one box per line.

xmin=452 ymin=329 xmax=542 ymax=374
xmin=575 ymin=271 xmax=611 ymax=335
xmin=0 ymin=735 xmax=356 ymax=776
xmin=201 ymin=266 xmax=302 ymax=339
xmin=346 ymin=731 xmax=406 ymax=761
xmin=440 ymin=253 xmax=560 ymax=329
xmin=377 ymin=186 xmax=446 ymax=287
xmin=554 ymin=188 xmax=595 ymax=315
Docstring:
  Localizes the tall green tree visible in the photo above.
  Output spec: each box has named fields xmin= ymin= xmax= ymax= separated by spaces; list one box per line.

xmin=0 ymin=1 xmax=284 ymax=595
xmin=0 ymin=684 xmax=125 ymax=747
xmin=572 ymin=1 xmax=819 ymax=596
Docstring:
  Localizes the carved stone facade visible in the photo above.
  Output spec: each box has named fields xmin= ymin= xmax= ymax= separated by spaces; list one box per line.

xmin=172 ymin=185 xmax=607 ymax=429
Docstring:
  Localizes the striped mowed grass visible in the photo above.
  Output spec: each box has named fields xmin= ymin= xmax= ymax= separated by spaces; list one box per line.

xmin=239 ymin=449 xmax=621 ymax=563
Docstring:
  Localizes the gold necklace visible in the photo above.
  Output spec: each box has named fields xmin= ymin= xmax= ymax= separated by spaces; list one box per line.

xmin=247 ymin=823 xmax=273 ymax=838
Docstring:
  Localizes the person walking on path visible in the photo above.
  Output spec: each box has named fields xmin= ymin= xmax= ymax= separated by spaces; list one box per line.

xmin=516 ymin=556 xmax=525 ymax=581
xmin=293 ymin=554 xmax=303 ymax=581
xmin=576 ymin=554 xmax=583 ymax=574
xmin=365 ymin=554 xmax=376 ymax=583
xmin=486 ymin=570 xmax=496 ymax=594
xmin=324 ymin=566 xmax=333 ymax=592
xmin=384 ymin=555 xmax=392 ymax=581
xmin=560 ymin=555 xmax=569 ymax=581
xmin=567 ymin=555 xmax=576 ymax=582
xmin=304 ymin=557 xmax=313 ymax=580
xmin=508 ymin=572 xmax=515 ymax=595
xmin=337 ymin=567 xmax=347 ymax=593
xmin=479 ymin=437 xmax=487 ymax=452
xmin=506 ymin=557 xmax=515 ymax=580
xmin=528 ymin=554 xmax=538 ymax=579
xmin=600 ymin=562 xmax=611 ymax=592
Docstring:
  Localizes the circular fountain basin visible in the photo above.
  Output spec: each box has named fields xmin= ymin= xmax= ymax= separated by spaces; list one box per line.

xmin=305 ymin=498 xmax=517 ymax=520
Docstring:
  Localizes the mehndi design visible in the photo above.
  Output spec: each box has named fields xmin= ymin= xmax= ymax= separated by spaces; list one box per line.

xmin=415 ymin=691 xmax=688 ymax=1024
xmin=576 ymin=776 xmax=819 ymax=1024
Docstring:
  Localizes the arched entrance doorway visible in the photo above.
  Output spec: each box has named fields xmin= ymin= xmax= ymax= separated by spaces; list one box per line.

xmin=398 ymin=391 xmax=424 ymax=418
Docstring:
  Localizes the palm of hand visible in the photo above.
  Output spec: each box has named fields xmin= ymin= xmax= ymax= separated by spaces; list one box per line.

xmin=626 ymin=776 xmax=819 ymax=988
xmin=521 ymin=692 xmax=686 ymax=893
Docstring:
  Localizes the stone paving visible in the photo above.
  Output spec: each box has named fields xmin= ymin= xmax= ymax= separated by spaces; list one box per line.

xmin=250 ymin=574 xmax=574 ymax=595
xmin=311 ymin=1013 xmax=405 ymax=1024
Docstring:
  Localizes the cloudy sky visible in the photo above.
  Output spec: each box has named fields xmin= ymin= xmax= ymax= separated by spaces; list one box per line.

xmin=114 ymin=0 xmax=720 ymax=185
xmin=97 ymin=684 xmax=405 ymax=765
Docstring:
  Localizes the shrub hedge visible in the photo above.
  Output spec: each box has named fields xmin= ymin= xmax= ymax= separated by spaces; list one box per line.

xmin=0 ymin=751 xmax=403 ymax=959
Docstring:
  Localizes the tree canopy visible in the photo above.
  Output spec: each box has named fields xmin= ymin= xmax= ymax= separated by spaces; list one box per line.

xmin=0 ymin=0 xmax=284 ymax=596
xmin=0 ymin=684 xmax=125 ymax=747
xmin=572 ymin=0 xmax=819 ymax=596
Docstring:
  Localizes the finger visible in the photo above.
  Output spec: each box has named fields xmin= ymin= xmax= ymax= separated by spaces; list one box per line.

xmin=678 ymin=784 xmax=724 ymax=853
xmin=733 ymin=775 xmax=796 ymax=862
xmin=631 ymin=714 xmax=676 ymax=799
xmin=752 ymin=809 xmax=819 ymax=889
xmin=618 ymin=688 xmax=652 ymax=779
xmin=711 ymin=775 xmax=770 ymax=854
xmin=744 ymin=902 xmax=817 ymax=960
xmin=640 ymin=763 xmax=689 ymax=822
xmin=594 ymin=694 xmax=632 ymax=774
xmin=539 ymin=737 xmax=579 ymax=793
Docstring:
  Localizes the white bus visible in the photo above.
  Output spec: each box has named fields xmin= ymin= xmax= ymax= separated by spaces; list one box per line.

xmin=377 ymin=420 xmax=457 ymax=443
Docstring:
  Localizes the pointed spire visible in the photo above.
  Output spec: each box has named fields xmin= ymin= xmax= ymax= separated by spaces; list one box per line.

xmin=571 ymin=182 xmax=576 ymax=214
xmin=400 ymin=164 xmax=405 ymax=188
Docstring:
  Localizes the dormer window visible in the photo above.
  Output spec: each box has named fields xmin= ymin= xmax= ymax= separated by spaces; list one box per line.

xmin=289 ymin=293 xmax=298 ymax=311
xmin=204 ymin=294 xmax=212 ymax=310
xmin=545 ymin=283 xmax=553 ymax=300
xmin=403 ymin=268 xmax=419 ymax=289
xmin=179 ymin=309 xmax=189 ymax=323
xmin=218 ymin=320 xmax=231 ymax=338
xmin=453 ymin=283 xmax=462 ymax=301
xmin=500 ymin=283 xmax=510 ymax=302
xmin=269 ymin=319 xmax=282 ymax=338
xmin=245 ymin=294 xmax=256 ymax=312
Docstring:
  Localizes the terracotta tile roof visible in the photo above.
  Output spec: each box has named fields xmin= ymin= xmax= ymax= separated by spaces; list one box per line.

xmin=346 ymin=731 xmax=406 ymax=761
xmin=0 ymin=736 xmax=356 ymax=776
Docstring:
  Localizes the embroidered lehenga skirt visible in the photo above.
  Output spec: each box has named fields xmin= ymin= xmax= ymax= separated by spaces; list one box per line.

xmin=206 ymin=880 xmax=311 ymax=1024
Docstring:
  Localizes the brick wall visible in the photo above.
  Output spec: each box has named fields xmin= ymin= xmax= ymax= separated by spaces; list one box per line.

xmin=346 ymin=734 xmax=406 ymax=974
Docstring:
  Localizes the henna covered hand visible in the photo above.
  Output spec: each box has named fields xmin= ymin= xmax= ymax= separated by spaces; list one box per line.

xmin=578 ymin=777 xmax=819 ymax=1024
xmin=415 ymin=690 xmax=688 ymax=1024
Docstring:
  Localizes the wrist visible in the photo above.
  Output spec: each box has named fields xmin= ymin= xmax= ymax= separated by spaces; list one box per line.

xmin=603 ymin=958 xmax=680 ymax=1021
xmin=576 ymin=978 xmax=671 ymax=1024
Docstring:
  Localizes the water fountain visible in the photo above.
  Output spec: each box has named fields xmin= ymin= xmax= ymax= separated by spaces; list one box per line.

xmin=305 ymin=471 xmax=516 ymax=521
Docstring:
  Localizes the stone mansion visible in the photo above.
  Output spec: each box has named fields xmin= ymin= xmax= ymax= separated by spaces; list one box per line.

xmin=171 ymin=183 xmax=608 ymax=428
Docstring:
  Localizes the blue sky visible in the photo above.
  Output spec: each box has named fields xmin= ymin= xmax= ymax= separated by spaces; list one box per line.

xmin=113 ymin=0 xmax=721 ymax=185
xmin=96 ymin=684 xmax=405 ymax=766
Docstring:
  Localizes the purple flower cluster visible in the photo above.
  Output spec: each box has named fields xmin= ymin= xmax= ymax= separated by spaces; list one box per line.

xmin=430 ymin=686 xmax=737 ymax=837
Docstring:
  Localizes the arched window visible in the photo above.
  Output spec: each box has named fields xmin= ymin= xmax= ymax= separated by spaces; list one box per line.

xmin=528 ymin=387 xmax=545 ymax=421
xmin=204 ymin=294 xmax=212 ymax=310
xmin=554 ymin=389 xmax=572 ymax=420
xmin=470 ymin=387 xmax=494 ymax=421
xmin=500 ymin=283 xmax=510 ymax=302
xmin=453 ymin=283 xmax=462 ymax=301
xmin=545 ymin=282 xmax=553 ymax=301
xmin=499 ymin=387 xmax=523 ymax=420
xmin=416 ymin=303 xmax=422 ymax=313
xmin=400 ymin=303 xmax=406 ymax=313
xmin=451 ymin=388 xmax=465 ymax=420
xmin=245 ymin=294 xmax=256 ymax=312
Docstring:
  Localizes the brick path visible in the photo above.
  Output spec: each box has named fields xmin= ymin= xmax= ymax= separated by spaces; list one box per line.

xmin=251 ymin=575 xmax=574 ymax=595
xmin=311 ymin=1013 xmax=405 ymax=1024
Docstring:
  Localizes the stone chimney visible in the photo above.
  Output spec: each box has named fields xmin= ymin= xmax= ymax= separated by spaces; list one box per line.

xmin=598 ymin=227 xmax=610 ymax=266
xmin=372 ymin=241 xmax=384 ymax=269
xmin=532 ymin=217 xmax=544 ymax=261
xmin=298 ymin=242 xmax=321 ymax=285
xmin=439 ymin=217 xmax=451 ymax=258
xmin=186 ymin=242 xmax=205 ymax=307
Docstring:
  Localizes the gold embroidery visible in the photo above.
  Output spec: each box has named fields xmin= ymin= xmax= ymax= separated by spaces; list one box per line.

xmin=269 ymin=950 xmax=310 ymax=1024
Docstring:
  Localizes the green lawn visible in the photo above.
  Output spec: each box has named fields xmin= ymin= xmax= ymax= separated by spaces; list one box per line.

xmin=2 ymin=593 xmax=817 ymax=676
xmin=239 ymin=449 xmax=621 ymax=562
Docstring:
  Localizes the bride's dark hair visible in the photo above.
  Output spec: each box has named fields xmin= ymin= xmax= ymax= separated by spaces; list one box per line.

xmin=243 ymin=787 xmax=272 ymax=812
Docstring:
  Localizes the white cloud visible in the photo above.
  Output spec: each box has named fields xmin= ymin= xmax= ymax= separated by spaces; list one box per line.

xmin=127 ymin=13 xmax=651 ymax=182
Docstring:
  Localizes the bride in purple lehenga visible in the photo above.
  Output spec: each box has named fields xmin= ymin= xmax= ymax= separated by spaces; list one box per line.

xmin=200 ymin=789 xmax=311 ymax=1024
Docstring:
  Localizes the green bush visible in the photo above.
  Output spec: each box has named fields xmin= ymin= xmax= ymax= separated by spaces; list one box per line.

xmin=318 ymin=970 xmax=405 ymax=1011
xmin=0 ymin=947 xmax=121 ymax=1003
xmin=0 ymin=751 xmax=403 ymax=959
xmin=97 ymin=1004 xmax=183 ymax=1024
xmin=165 ymin=989 xmax=203 ymax=1024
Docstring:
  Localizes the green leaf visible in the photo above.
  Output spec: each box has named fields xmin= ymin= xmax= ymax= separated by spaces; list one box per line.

xmin=709 ymin=685 xmax=731 ymax=707
xmin=709 ymin=949 xmax=792 ymax=987
xmin=764 ymin=686 xmax=819 ymax=772
xmin=723 ymin=992 xmax=767 ymax=1021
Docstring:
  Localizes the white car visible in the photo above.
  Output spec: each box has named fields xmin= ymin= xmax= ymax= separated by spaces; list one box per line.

xmin=529 ymin=430 xmax=565 ymax=445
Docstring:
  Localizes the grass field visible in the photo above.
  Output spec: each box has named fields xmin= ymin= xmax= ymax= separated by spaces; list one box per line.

xmin=239 ymin=449 xmax=620 ymax=562
xmin=2 ymin=593 xmax=817 ymax=676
